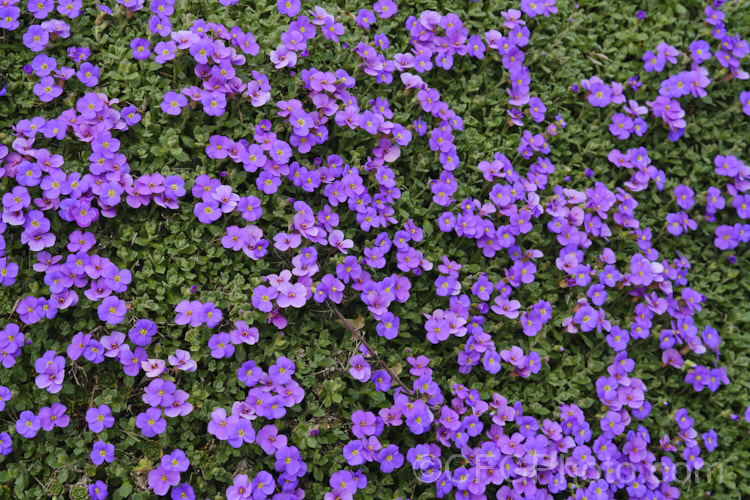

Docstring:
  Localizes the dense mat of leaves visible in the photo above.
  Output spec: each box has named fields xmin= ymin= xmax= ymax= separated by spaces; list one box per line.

xmin=1 ymin=0 xmax=750 ymax=499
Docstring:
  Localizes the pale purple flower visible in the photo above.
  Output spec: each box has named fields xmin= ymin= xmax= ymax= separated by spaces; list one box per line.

xmin=270 ymin=45 xmax=297 ymax=68
xmin=142 ymin=358 xmax=167 ymax=377
xmin=168 ymin=349 xmax=197 ymax=372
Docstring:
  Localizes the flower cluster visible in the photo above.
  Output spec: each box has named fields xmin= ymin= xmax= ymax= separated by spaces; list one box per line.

xmin=147 ymin=448 xmax=191 ymax=497
xmin=1 ymin=0 xmax=750 ymax=499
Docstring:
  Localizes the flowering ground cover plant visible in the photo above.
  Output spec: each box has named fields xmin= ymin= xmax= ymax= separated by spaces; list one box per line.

xmin=0 ymin=0 xmax=750 ymax=499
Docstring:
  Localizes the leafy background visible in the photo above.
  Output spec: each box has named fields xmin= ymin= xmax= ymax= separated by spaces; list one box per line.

xmin=0 ymin=0 xmax=749 ymax=499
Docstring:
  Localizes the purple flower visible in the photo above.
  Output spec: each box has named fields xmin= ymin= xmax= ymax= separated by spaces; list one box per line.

xmin=28 ymin=0 xmax=54 ymax=18
xmin=373 ymin=0 xmax=397 ymax=18
xmin=3 ymin=186 xmax=31 ymax=212
xmin=226 ymin=474 xmax=251 ymax=500
xmin=98 ymin=296 xmax=127 ymax=324
xmin=174 ymin=300 xmax=198 ymax=326
xmin=276 ymin=282 xmax=307 ymax=308
xmin=0 ymin=7 xmax=20 ymax=30
xmin=674 ymin=185 xmax=695 ymax=210
xmin=229 ymin=320 xmax=259 ymax=346
xmin=88 ymin=481 xmax=108 ymax=500
xmin=23 ymin=25 xmax=49 ymax=52
xmin=278 ymin=446 xmax=306 ymax=479
xmin=17 ymin=296 xmax=41 ymax=324
xmin=237 ymin=360 xmax=263 ymax=388
xmin=189 ymin=39 xmax=215 ymax=64
xmin=166 ymin=350 xmax=196 ymax=373
xmin=251 ymin=471 xmax=275 ymax=499
xmin=251 ymin=285 xmax=277 ymax=312
xmin=143 ymin=378 xmax=176 ymax=407
xmin=0 ymin=432 xmax=12 ymax=455
xmin=609 ymin=113 xmax=633 ymax=140
xmin=208 ymin=332 xmax=235 ymax=359
xmin=129 ymin=318 xmax=157 ymax=346
xmin=142 ymin=358 xmax=167 ymax=378
xmin=256 ymin=425 xmax=287 ymax=455
xmin=171 ymin=484 xmax=195 ymax=500
xmin=642 ymin=50 xmax=666 ymax=72
xmin=277 ymin=0 xmax=300 ymax=16
xmin=270 ymin=45 xmax=298 ymax=68
xmin=198 ymin=302 xmax=221 ymax=328
xmin=269 ymin=356 xmax=295 ymax=385
xmin=136 ymin=408 xmax=167 ymax=437
xmin=587 ymin=82 xmax=612 ymax=107
xmin=16 ymin=410 xmax=41 ymax=438
xmin=356 ymin=9 xmax=376 ymax=29
xmin=195 ymin=199 xmax=222 ymax=223
xmin=371 ymin=369 xmax=392 ymax=392
xmin=348 ymin=355 xmax=371 ymax=382
xmin=0 ymin=387 xmax=10 ymax=413
xmin=154 ymin=40 xmax=177 ymax=64
xmin=322 ymin=17 xmax=345 ymax=42
xmin=91 ymin=441 xmax=115 ymax=464
xmin=0 ymin=258 xmax=19 ymax=286
xmin=689 ymin=40 xmax=712 ymax=64
xmin=164 ymin=389 xmax=193 ymax=417
xmin=77 ymin=62 xmax=100 ymax=87
xmin=714 ymin=225 xmax=739 ymax=250
xmin=31 ymin=54 xmax=57 ymax=76
xmin=351 ymin=410 xmax=377 ymax=438
xmin=377 ymin=444 xmax=404 ymax=472
xmin=683 ymin=446 xmax=704 ymax=471
xmin=162 ymin=91 xmax=188 ymax=116
xmin=148 ymin=465 xmax=180 ymax=496
xmin=85 ymin=404 xmax=115 ymax=433
xmin=57 ymin=0 xmax=83 ymax=18
xmin=343 ymin=440 xmax=365 ymax=466
xmin=376 ymin=313 xmax=400 ymax=339
xmin=200 ymin=92 xmax=227 ymax=116
xmin=733 ymin=194 xmax=750 ymax=219
xmin=130 ymin=38 xmax=151 ymax=60
xmin=702 ymin=429 xmax=718 ymax=452
xmin=261 ymin=395 xmax=287 ymax=419
xmin=528 ymin=96 xmax=546 ymax=122
xmin=162 ymin=449 xmax=190 ymax=472
xmin=741 ymin=91 xmax=750 ymax=116
xmin=35 ymin=350 xmax=65 ymax=392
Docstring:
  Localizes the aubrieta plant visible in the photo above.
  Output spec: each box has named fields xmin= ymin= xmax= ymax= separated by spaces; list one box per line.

xmin=0 ymin=0 xmax=749 ymax=499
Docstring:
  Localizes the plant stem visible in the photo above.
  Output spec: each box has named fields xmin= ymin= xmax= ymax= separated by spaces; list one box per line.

xmin=330 ymin=304 xmax=414 ymax=396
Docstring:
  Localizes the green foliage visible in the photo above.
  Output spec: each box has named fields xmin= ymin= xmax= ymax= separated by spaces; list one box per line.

xmin=0 ymin=0 xmax=749 ymax=500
